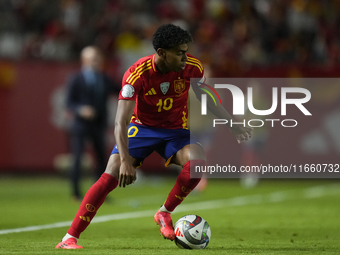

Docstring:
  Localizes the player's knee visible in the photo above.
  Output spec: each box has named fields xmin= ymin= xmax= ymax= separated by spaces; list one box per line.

xmin=173 ymin=144 xmax=206 ymax=166
xmin=188 ymin=159 xmax=207 ymax=167
xmin=104 ymin=154 xmax=120 ymax=179
xmin=189 ymin=144 xmax=206 ymax=162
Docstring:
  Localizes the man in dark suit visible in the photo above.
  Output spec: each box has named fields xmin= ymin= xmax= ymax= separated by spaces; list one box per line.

xmin=66 ymin=46 xmax=120 ymax=201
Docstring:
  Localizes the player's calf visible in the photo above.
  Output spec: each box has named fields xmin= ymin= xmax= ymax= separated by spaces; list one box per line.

xmin=164 ymin=159 xmax=205 ymax=211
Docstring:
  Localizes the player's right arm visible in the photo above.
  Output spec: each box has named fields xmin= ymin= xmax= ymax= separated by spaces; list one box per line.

xmin=114 ymin=99 xmax=136 ymax=187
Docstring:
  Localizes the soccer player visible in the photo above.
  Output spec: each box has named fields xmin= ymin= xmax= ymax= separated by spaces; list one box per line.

xmin=56 ymin=24 xmax=252 ymax=249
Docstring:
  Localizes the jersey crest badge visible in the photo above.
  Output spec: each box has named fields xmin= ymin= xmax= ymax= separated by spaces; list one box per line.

xmin=160 ymin=82 xmax=170 ymax=95
xmin=174 ymin=79 xmax=185 ymax=94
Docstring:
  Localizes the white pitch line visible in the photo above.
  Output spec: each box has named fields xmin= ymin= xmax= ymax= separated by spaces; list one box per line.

xmin=0 ymin=221 xmax=73 ymax=235
xmin=0 ymin=184 xmax=339 ymax=235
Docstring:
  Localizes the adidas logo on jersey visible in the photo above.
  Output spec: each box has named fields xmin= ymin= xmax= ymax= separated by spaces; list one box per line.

xmin=145 ymin=88 xmax=157 ymax=95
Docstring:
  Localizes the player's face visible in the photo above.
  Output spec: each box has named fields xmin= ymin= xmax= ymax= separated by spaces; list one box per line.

xmin=164 ymin=44 xmax=189 ymax=72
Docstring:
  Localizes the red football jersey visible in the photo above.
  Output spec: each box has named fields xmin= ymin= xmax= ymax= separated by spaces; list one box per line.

xmin=119 ymin=53 xmax=204 ymax=129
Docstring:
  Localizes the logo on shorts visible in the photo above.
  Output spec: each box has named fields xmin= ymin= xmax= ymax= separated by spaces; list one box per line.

xmin=174 ymin=79 xmax=185 ymax=94
xmin=160 ymin=82 xmax=170 ymax=95
xmin=122 ymin=84 xmax=134 ymax=98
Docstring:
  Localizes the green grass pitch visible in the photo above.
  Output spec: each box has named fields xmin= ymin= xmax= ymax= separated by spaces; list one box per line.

xmin=0 ymin=174 xmax=340 ymax=254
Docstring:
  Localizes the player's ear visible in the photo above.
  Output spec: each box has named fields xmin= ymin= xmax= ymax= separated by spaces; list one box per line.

xmin=156 ymin=48 xmax=166 ymax=58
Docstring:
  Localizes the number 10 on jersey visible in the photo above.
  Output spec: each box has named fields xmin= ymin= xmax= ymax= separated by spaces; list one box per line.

xmin=156 ymin=98 xmax=173 ymax=112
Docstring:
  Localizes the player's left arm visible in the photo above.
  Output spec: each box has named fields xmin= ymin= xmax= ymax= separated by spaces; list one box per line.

xmin=192 ymin=83 xmax=252 ymax=144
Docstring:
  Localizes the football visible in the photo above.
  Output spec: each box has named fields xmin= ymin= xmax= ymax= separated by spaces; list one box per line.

xmin=173 ymin=214 xmax=211 ymax=249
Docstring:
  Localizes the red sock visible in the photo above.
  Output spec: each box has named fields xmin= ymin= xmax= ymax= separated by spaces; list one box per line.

xmin=68 ymin=173 xmax=118 ymax=238
xmin=164 ymin=159 xmax=206 ymax=212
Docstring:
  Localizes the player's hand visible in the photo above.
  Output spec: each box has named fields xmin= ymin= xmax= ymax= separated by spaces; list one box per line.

xmin=230 ymin=124 xmax=253 ymax=144
xmin=79 ymin=105 xmax=96 ymax=120
xmin=118 ymin=161 xmax=137 ymax=188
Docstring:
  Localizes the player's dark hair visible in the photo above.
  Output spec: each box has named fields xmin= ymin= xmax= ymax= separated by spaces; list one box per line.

xmin=152 ymin=24 xmax=193 ymax=51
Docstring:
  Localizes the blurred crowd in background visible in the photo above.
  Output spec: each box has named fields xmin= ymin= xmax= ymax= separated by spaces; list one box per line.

xmin=1 ymin=0 xmax=340 ymax=173
xmin=1 ymin=0 xmax=340 ymax=77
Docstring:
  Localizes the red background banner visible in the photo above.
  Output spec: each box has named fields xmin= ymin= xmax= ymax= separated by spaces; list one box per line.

xmin=0 ymin=61 xmax=339 ymax=173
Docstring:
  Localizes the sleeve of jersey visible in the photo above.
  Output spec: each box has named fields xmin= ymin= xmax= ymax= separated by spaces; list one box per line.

xmin=118 ymin=67 xmax=143 ymax=101
xmin=187 ymin=56 xmax=205 ymax=88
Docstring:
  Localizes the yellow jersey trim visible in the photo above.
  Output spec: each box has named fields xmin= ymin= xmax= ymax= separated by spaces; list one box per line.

xmin=130 ymin=66 xmax=152 ymax=85
xmin=126 ymin=60 xmax=151 ymax=84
